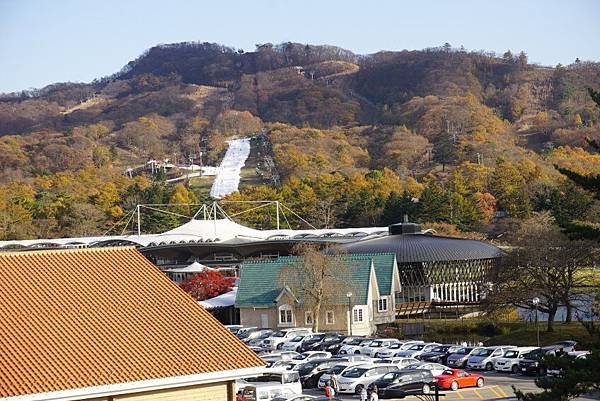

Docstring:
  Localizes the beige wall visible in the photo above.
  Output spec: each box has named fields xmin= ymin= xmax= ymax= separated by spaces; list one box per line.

xmin=89 ymin=381 xmax=232 ymax=401
xmin=240 ymin=304 xmax=374 ymax=335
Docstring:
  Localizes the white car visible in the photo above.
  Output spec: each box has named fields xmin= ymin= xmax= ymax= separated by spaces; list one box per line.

xmin=280 ymin=334 xmax=309 ymax=351
xmin=467 ymin=346 xmax=516 ymax=370
xmin=317 ymin=361 xmax=367 ymax=389
xmin=337 ymin=364 xmax=398 ymax=394
xmin=548 ymin=351 xmax=589 ymax=376
xmin=263 ymin=328 xmax=312 ymax=350
xmin=403 ymin=361 xmax=449 ymax=376
xmin=494 ymin=347 xmax=538 ymax=373
xmin=290 ymin=351 xmax=332 ymax=364
xmin=262 ymin=351 xmax=301 ymax=367
xmin=395 ymin=342 xmax=440 ymax=358
xmin=373 ymin=357 xmax=419 ymax=369
xmin=359 ymin=338 xmax=401 ymax=357
xmin=237 ymin=369 xmax=302 ymax=396
xmin=375 ymin=340 xmax=424 ymax=358
xmin=339 ymin=338 xmax=373 ymax=355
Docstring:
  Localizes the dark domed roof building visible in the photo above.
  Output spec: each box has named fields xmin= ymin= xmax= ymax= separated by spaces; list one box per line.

xmin=342 ymin=221 xmax=503 ymax=311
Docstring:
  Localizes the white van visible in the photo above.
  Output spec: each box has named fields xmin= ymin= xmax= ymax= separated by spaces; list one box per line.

xmin=494 ymin=347 xmax=538 ymax=373
xmin=263 ymin=328 xmax=312 ymax=350
xmin=337 ymin=364 xmax=398 ymax=394
xmin=240 ymin=383 xmax=299 ymax=401
xmin=237 ymin=370 xmax=302 ymax=396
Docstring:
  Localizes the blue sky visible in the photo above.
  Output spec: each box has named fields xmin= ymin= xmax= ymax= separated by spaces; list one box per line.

xmin=1 ymin=0 xmax=599 ymax=93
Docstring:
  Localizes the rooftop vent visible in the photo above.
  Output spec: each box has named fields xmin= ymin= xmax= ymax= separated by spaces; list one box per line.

xmin=389 ymin=215 xmax=422 ymax=235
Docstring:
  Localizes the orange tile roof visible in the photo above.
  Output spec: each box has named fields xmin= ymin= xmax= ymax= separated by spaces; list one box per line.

xmin=0 ymin=247 xmax=264 ymax=398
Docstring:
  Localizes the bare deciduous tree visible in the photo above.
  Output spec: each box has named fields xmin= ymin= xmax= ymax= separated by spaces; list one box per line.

xmin=486 ymin=212 xmax=595 ymax=332
xmin=278 ymin=243 xmax=355 ymax=332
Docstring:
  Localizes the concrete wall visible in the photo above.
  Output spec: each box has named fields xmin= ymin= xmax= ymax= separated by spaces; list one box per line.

xmin=90 ymin=382 xmax=232 ymax=401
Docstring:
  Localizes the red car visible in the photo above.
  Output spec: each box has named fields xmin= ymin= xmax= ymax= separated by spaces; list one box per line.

xmin=434 ymin=369 xmax=484 ymax=391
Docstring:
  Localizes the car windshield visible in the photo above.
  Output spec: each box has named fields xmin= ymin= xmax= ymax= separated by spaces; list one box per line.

xmin=273 ymin=331 xmax=285 ymax=338
xmin=381 ymin=372 xmax=398 ymax=381
xmin=343 ymin=368 xmax=367 ymax=378
xmin=293 ymin=353 xmax=309 ymax=360
xmin=348 ymin=339 xmax=363 ymax=345
xmin=430 ymin=346 xmax=445 ymax=352
xmin=257 ymin=333 xmax=271 ymax=339
xmin=504 ymin=350 xmax=519 ymax=358
xmin=474 ymin=349 xmax=493 ymax=357
xmin=409 ymin=344 xmax=425 ymax=350
xmin=291 ymin=336 xmax=304 ymax=342
xmin=328 ymin=365 xmax=347 ymax=374
xmin=423 ymin=344 xmax=438 ymax=351
xmin=370 ymin=340 xmax=383 ymax=347
xmin=523 ymin=349 xmax=542 ymax=359
xmin=389 ymin=343 xmax=401 ymax=349
xmin=405 ymin=363 xmax=423 ymax=370
xmin=296 ymin=362 xmax=318 ymax=372
xmin=454 ymin=347 xmax=471 ymax=355
xmin=360 ymin=340 xmax=372 ymax=345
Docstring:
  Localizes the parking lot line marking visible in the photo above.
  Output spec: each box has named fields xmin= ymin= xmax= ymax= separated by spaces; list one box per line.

xmin=497 ymin=387 xmax=508 ymax=397
xmin=473 ymin=389 xmax=484 ymax=399
xmin=456 ymin=390 xmax=465 ymax=399
xmin=489 ymin=386 xmax=502 ymax=398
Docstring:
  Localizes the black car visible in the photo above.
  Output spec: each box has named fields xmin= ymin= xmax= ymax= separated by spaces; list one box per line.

xmin=298 ymin=334 xmax=327 ymax=352
xmin=519 ymin=342 xmax=576 ymax=376
xmin=378 ymin=370 xmax=437 ymax=399
xmin=317 ymin=335 xmax=346 ymax=352
xmin=295 ymin=358 xmax=338 ymax=388
xmin=419 ymin=344 xmax=462 ymax=364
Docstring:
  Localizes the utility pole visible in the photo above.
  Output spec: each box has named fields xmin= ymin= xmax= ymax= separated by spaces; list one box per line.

xmin=136 ymin=205 xmax=141 ymax=236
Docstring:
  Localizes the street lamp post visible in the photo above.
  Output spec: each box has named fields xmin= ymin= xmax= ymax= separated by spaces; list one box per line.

xmin=346 ymin=292 xmax=353 ymax=336
xmin=532 ymin=297 xmax=540 ymax=347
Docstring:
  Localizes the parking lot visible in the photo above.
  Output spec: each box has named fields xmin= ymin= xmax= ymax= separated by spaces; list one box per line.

xmin=304 ymin=370 xmax=540 ymax=400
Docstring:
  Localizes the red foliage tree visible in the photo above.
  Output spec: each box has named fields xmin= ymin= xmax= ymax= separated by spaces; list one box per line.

xmin=180 ymin=270 xmax=235 ymax=301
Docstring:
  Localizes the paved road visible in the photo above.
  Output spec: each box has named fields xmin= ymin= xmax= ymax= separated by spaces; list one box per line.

xmin=304 ymin=371 xmax=540 ymax=400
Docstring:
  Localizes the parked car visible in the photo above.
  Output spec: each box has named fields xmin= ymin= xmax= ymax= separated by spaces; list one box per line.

xmin=240 ymin=383 xmax=299 ymax=401
xmin=316 ymin=334 xmax=346 ymax=352
xmin=446 ymin=347 xmax=477 ymax=368
xmin=262 ymin=351 xmax=301 ymax=367
xmin=435 ymin=369 xmax=484 ymax=391
xmin=548 ymin=351 xmax=589 ymax=376
xmin=395 ymin=342 xmax=440 ymax=359
xmin=323 ymin=336 xmax=362 ymax=355
xmin=519 ymin=343 xmax=578 ymax=376
xmin=403 ymin=361 xmax=448 ymax=376
xmin=263 ymin=328 xmax=313 ymax=350
xmin=237 ymin=370 xmax=302 ymax=396
xmin=270 ymin=360 xmax=298 ymax=371
xmin=419 ymin=344 xmax=463 ymax=364
xmin=373 ymin=357 xmax=419 ymax=369
xmin=271 ymin=395 xmax=316 ymax=401
xmin=291 ymin=351 xmax=332 ymax=364
xmin=242 ymin=329 xmax=273 ymax=344
xmin=494 ymin=347 xmax=538 ymax=373
xmin=336 ymin=364 xmax=398 ymax=394
xmin=281 ymin=334 xmax=309 ymax=351
xmin=225 ymin=324 xmax=243 ymax=335
xmin=237 ymin=327 xmax=259 ymax=339
xmin=248 ymin=330 xmax=275 ymax=346
xmin=375 ymin=341 xmax=423 ymax=358
xmin=339 ymin=338 xmax=373 ymax=355
xmin=294 ymin=358 xmax=339 ymax=388
xmin=371 ymin=370 xmax=436 ymax=398
xmin=318 ymin=361 xmax=366 ymax=389
xmin=360 ymin=338 xmax=401 ymax=357
xmin=299 ymin=333 xmax=341 ymax=352
xmin=467 ymin=346 xmax=515 ymax=371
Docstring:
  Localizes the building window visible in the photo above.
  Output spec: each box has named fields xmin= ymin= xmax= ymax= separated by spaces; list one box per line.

xmin=353 ymin=307 xmax=364 ymax=323
xmin=305 ymin=311 xmax=314 ymax=325
xmin=279 ymin=304 xmax=294 ymax=325
xmin=378 ymin=297 xmax=388 ymax=312
xmin=326 ymin=310 xmax=335 ymax=325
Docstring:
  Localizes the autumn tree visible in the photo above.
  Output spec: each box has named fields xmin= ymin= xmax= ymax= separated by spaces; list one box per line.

xmin=486 ymin=213 xmax=595 ymax=331
xmin=180 ymin=269 xmax=235 ymax=301
xmin=278 ymin=243 xmax=353 ymax=332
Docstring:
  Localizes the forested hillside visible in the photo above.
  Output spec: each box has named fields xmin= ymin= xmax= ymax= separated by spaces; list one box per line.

xmin=1 ymin=41 xmax=600 ymax=240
